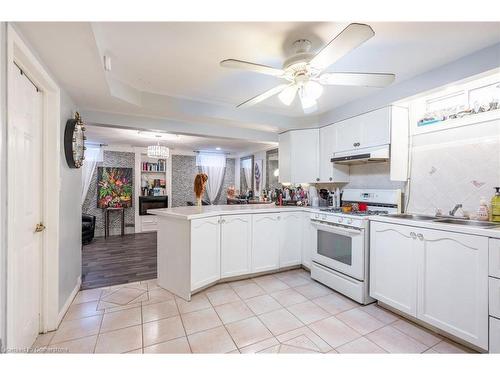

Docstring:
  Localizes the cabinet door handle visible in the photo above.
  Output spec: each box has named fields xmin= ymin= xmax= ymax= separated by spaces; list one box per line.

xmin=329 ymin=177 xmax=333 ymax=181
xmin=353 ymin=142 xmax=357 ymax=147
xmin=410 ymin=232 xmax=417 ymax=239
xmin=316 ymin=178 xmax=320 ymax=181
xmin=277 ymin=216 xmax=281 ymax=221
xmin=417 ymin=233 xmax=424 ymax=240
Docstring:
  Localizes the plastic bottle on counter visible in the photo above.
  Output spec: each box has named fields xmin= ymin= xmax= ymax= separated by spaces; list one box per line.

xmin=492 ymin=187 xmax=500 ymax=222
xmin=476 ymin=197 xmax=489 ymax=221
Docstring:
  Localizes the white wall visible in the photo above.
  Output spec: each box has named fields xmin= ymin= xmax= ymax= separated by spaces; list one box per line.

xmin=58 ymin=91 xmax=82 ymax=310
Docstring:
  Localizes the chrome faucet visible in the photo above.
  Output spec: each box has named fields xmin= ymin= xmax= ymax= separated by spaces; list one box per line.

xmin=449 ymin=204 xmax=463 ymax=216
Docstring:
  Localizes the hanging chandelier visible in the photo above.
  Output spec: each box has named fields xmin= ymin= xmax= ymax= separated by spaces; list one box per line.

xmin=147 ymin=136 xmax=169 ymax=158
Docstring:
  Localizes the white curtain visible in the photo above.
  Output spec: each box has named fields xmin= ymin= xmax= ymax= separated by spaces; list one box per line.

xmin=81 ymin=146 xmax=103 ymax=205
xmin=196 ymin=153 xmax=226 ymax=204
xmin=241 ymin=158 xmax=252 ymax=191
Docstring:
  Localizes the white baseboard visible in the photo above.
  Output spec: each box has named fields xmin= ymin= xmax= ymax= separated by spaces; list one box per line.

xmin=56 ymin=276 xmax=81 ymax=327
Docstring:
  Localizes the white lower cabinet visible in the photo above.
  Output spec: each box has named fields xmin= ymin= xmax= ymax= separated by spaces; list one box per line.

xmin=490 ymin=317 xmax=500 ymax=353
xmin=141 ymin=215 xmax=158 ymax=232
xmin=370 ymin=221 xmax=418 ymax=315
xmin=301 ymin=212 xmax=315 ymax=269
xmin=191 ymin=217 xmax=220 ymax=290
xmin=370 ymin=221 xmax=489 ymax=350
xmin=279 ymin=211 xmax=303 ymax=267
xmin=251 ymin=213 xmax=280 ymax=273
xmin=220 ymin=214 xmax=252 ymax=278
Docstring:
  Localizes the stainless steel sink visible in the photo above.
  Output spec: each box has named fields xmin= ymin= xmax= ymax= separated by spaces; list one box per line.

xmin=433 ymin=218 xmax=500 ymax=228
xmin=387 ymin=214 xmax=436 ymax=221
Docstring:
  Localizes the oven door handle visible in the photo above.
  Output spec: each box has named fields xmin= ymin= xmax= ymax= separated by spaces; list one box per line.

xmin=311 ymin=221 xmax=363 ymax=236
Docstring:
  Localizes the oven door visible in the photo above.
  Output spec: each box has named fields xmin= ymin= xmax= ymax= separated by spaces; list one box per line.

xmin=311 ymin=221 xmax=365 ymax=281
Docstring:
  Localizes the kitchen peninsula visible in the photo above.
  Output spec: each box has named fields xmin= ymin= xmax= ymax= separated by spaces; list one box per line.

xmin=149 ymin=204 xmax=313 ymax=300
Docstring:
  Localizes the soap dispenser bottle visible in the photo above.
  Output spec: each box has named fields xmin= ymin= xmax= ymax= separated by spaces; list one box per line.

xmin=492 ymin=187 xmax=500 ymax=222
xmin=476 ymin=197 xmax=489 ymax=221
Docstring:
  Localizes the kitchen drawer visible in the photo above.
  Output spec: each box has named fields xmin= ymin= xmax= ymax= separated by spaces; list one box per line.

xmin=490 ymin=317 xmax=500 ymax=353
xmin=490 ymin=239 xmax=500 ymax=278
xmin=490 ymin=277 xmax=500 ymax=319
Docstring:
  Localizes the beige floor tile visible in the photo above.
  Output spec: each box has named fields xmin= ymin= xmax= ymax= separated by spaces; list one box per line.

xmin=259 ymin=308 xmax=304 ymax=336
xmin=142 ymin=300 xmax=179 ymax=323
xmin=206 ymin=288 xmax=241 ymax=306
xmin=32 ymin=331 xmax=55 ymax=349
xmin=51 ymin=315 xmax=103 ymax=344
xmin=228 ymin=278 xmax=254 ymax=288
xmin=181 ymin=307 xmax=222 ymax=335
xmin=47 ymin=335 xmax=97 ymax=354
xmin=275 ymin=326 xmax=332 ymax=353
xmin=95 ymin=325 xmax=142 ymax=353
xmin=143 ymin=279 xmax=161 ymax=291
xmin=336 ymin=308 xmax=386 ymax=335
xmin=239 ymin=337 xmax=280 ymax=353
xmin=278 ymin=344 xmax=319 ymax=353
xmin=143 ymin=315 xmax=186 ymax=347
xmin=311 ymin=292 xmax=359 ymax=315
xmin=309 ymin=316 xmax=361 ymax=348
xmin=423 ymin=348 xmax=440 ymax=353
xmin=98 ymin=301 xmax=142 ymax=314
xmin=257 ymin=344 xmax=281 ymax=353
xmin=143 ymin=336 xmax=191 ymax=353
xmin=336 ymin=337 xmax=386 ymax=353
xmin=125 ymin=282 xmax=148 ymax=291
xmin=175 ymin=293 xmax=212 ymax=314
xmin=287 ymin=301 xmax=331 ymax=324
xmin=294 ymin=282 xmax=332 ymax=299
xmin=232 ymin=282 xmax=266 ymax=299
xmin=391 ymin=319 xmax=442 ymax=347
xmin=253 ymin=275 xmax=290 ymax=293
xmin=431 ymin=340 xmax=473 ymax=353
xmin=204 ymin=283 xmax=232 ymax=292
xmin=214 ymin=300 xmax=254 ymax=324
xmin=188 ymin=326 xmax=237 ymax=353
xmin=244 ymin=294 xmax=282 ymax=315
xmin=73 ymin=288 xmax=103 ymax=304
xmin=63 ymin=300 xmax=103 ymax=321
xmin=125 ymin=348 xmax=143 ymax=354
xmin=144 ymin=288 xmax=176 ymax=305
xmin=225 ymin=316 xmax=273 ymax=348
xmin=101 ymin=287 xmax=146 ymax=305
xmin=100 ymin=307 xmax=142 ymax=333
xmin=360 ymin=303 xmax=399 ymax=324
xmin=270 ymin=289 xmax=308 ymax=307
xmin=366 ymin=326 xmax=428 ymax=353
xmin=274 ymin=273 xmax=311 ymax=288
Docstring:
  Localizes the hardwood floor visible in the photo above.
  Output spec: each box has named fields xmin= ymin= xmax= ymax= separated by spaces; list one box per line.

xmin=81 ymin=232 xmax=157 ymax=290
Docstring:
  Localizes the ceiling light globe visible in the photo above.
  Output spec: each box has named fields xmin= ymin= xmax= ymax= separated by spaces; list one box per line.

xmin=303 ymin=80 xmax=323 ymax=101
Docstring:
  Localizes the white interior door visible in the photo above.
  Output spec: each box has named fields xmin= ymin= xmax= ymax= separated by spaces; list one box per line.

xmin=7 ymin=64 xmax=43 ymax=350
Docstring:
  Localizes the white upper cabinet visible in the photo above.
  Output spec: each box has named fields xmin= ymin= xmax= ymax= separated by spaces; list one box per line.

xmin=319 ymin=125 xmax=349 ymax=183
xmin=220 ymin=214 xmax=252 ymax=278
xmin=279 ymin=128 xmax=319 ymax=184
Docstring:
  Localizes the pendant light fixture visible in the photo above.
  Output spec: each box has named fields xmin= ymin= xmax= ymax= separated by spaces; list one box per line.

xmin=147 ymin=135 xmax=170 ymax=158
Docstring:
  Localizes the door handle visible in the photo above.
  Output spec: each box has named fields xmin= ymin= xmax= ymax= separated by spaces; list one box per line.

xmin=417 ymin=233 xmax=424 ymax=241
xmin=410 ymin=232 xmax=416 ymax=239
xmin=35 ymin=223 xmax=46 ymax=233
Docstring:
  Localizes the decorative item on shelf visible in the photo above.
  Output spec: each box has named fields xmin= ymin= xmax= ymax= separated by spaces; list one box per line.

xmin=193 ymin=173 xmax=208 ymax=207
xmin=64 ymin=111 xmax=86 ymax=168
xmin=147 ymin=135 xmax=170 ymax=158
xmin=142 ymin=159 xmax=166 ymax=172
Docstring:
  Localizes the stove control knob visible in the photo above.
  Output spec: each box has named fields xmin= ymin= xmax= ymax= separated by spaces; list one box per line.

xmin=347 ymin=218 xmax=353 ymax=224
xmin=338 ymin=217 xmax=343 ymax=223
xmin=314 ymin=214 xmax=319 ymax=219
xmin=321 ymin=215 xmax=327 ymax=220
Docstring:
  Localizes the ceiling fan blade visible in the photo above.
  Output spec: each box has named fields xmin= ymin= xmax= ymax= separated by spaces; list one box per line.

xmin=220 ymin=59 xmax=285 ymax=77
xmin=237 ymin=84 xmax=291 ymax=108
xmin=319 ymin=72 xmax=395 ymax=87
xmin=309 ymin=23 xmax=375 ymax=72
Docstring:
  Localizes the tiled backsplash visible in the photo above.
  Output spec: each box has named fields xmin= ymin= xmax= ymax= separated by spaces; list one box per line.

xmin=407 ymin=118 xmax=500 ymax=216
xmin=346 ymin=162 xmax=405 ymax=191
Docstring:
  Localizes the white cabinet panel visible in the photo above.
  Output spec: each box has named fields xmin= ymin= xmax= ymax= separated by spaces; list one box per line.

xmin=369 ymin=221 xmax=418 ymax=316
xmin=319 ymin=125 xmax=349 ymax=183
xmin=490 ymin=317 xmax=500 ymax=353
xmin=359 ymin=107 xmax=391 ymax=149
xmin=335 ymin=116 xmax=362 ymax=153
xmin=252 ymin=213 xmax=280 ymax=273
xmin=278 ymin=131 xmax=292 ymax=184
xmin=279 ymin=129 xmax=319 ymax=184
xmin=301 ymin=212 xmax=315 ymax=269
xmin=220 ymin=215 xmax=252 ymax=278
xmin=490 ymin=277 xmax=500 ymax=319
xmin=489 ymin=239 xmax=500 ymax=278
xmin=417 ymin=228 xmax=488 ymax=350
xmin=279 ymin=211 xmax=303 ymax=267
xmin=191 ymin=217 xmax=220 ymax=290
xmin=141 ymin=215 xmax=158 ymax=232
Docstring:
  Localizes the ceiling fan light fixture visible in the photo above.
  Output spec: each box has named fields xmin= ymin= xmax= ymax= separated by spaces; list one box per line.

xmin=299 ymin=87 xmax=318 ymax=114
xmin=302 ymin=80 xmax=323 ymax=101
xmin=278 ymin=85 xmax=298 ymax=106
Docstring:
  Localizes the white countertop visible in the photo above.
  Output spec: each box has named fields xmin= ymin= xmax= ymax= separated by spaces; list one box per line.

xmin=369 ymin=215 xmax=500 ymax=239
xmin=148 ymin=204 xmax=311 ymax=220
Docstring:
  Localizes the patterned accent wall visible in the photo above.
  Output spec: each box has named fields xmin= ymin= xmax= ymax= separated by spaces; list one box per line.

xmin=82 ymin=151 xmax=135 ymax=237
xmin=171 ymin=155 xmax=235 ymax=207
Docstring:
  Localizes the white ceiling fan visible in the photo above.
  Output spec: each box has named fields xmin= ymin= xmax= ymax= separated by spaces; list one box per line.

xmin=220 ymin=23 xmax=395 ymax=114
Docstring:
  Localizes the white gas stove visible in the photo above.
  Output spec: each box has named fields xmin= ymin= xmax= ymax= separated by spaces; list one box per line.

xmin=309 ymin=189 xmax=402 ymax=304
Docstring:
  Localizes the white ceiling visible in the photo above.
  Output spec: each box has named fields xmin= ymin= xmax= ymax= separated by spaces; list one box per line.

xmin=15 ymin=22 xmax=500 ymax=132
xmin=84 ymin=124 xmax=277 ymax=155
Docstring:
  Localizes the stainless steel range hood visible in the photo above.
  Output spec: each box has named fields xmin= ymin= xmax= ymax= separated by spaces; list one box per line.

xmin=331 ymin=145 xmax=390 ymax=165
